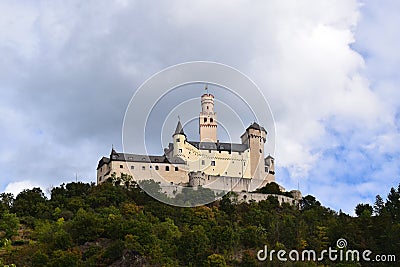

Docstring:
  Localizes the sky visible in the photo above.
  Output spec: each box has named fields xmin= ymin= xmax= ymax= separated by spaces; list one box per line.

xmin=0 ymin=0 xmax=399 ymax=214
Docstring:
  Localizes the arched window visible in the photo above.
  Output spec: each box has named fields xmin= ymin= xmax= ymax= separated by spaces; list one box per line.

xmin=210 ymin=118 xmax=213 ymax=123
xmin=204 ymin=118 xmax=207 ymax=123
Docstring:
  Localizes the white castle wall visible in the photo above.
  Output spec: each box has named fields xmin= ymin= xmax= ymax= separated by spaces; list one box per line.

xmin=188 ymin=171 xmax=275 ymax=192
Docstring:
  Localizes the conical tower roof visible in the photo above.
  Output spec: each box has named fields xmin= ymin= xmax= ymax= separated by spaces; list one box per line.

xmin=173 ymin=120 xmax=185 ymax=136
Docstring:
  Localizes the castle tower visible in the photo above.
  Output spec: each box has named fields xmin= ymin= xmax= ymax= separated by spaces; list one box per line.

xmin=173 ymin=120 xmax=186 ymax=157
xmin=265 ymin=155 xmax=275 ymax=175
xmin=241 ymin=122 xmax=267 ymax=179
xmin=199 ymin=92 xmax=217 ymax=142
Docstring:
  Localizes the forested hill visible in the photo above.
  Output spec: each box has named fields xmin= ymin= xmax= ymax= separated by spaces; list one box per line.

xmin=0 ymin=178 xmax=399 ymax=266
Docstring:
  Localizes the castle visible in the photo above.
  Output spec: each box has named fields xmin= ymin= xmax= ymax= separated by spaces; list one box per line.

xmin=97 ymin=90 xmax=298 ymax=201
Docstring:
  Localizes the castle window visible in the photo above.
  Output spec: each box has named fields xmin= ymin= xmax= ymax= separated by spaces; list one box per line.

xmin=204 ymin=118 xmax=207 ymax=122
xmin=155 ymin=165 xmax=159 ymax=170
xmin=165 ymin=166 xmax=170 ymax=171
xmin=225 ymin=172 xmax=227 ymax=175
xmin=244 ymin=162 xmax=246 ymax=166
xmin=174 ymin=167 xmax=178 ymax=171
xmin=179 ymin=149 xmax=182 ymax=153
xmin=99 ymin=176 xmax=102 ymax=181
xmin=120 ymin=165 xmax=123 ymax=169
xmin=260 ymin=149 xmax=262 ymax=153
xmin=210 ymin=118 xmax=213 ymax=123
xmin=202 ymin=160 xmax=205 ymax=165
xmin=211 ymin=161 xmax=215 ymax=166
xmin=100 ymin=167 xmax=102 ymax=172
xmin=207 ymin=106 xmax=209 ymax=110
xmin=142 ymin=166 xmax=145 ymax=170
xmin=265 ymin=167 xmax=268 ymax=172
xmin=131 ymin=166 xmax=134 ymax=170
xmin=176 ymin=138 xmax=180 ymax=142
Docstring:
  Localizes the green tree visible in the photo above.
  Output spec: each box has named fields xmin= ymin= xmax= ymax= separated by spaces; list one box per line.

xmin=86 ymin=181 xmax=127 ymax=209
xmin=178 ymin=225 xmax=210 ymax=266
xmin=0 ymin=193 xmax=14 ymax=212
xmin=154 ymin=217 xmax=181 ymax=253
xmin=373 ymin=195 xmax=385 ymax=216
xmin=31 ymin=250 xmax=49 ymax=267
xmin=34 ymin=218 xmax=73 ymax=251
xmin=211 ymin=225 xmax=236 ymax=254
xmin=66 ymin=208 xmax=103 ymax=244
xmin=239 ymin=225 xmax=267 ymax=248
xmin=355 ymin=203 xmax=373 ymax=217
xmin=206 ymin=253 xmax=226 ymax=267
xmin=0 ymin=210 xmax=19 ymax=241
xmin=386 ymin=184 xmax=400 ymax=222
xmin=12 ymin=187 xmax=48 ymax=218
xmin=102 ymin=240 xmax=125 ymax=264
xmin=256 ymin=182 xmax=281 ymax=194
xmin=240 ymin=250 xmax=257 ymax=267
xmin=219 ymin=192 xmax=237 ymax=219
xmin=300 ymin=195 xmax=321 ymax=210
xmin=47 ymin=250 xmax=81 ymax=267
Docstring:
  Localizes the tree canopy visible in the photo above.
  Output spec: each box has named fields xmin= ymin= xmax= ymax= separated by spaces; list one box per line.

xmin=0 ymin=177 xmax=399 ymax=266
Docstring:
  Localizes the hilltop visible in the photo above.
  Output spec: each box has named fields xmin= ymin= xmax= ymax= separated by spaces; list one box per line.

xmin=0 ymin=176 xmax=399 ymax=266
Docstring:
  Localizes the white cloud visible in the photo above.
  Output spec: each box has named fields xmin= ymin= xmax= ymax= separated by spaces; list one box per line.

xmin=0 ymin=0 xmax=399 ymax=214
xmin=4 ymin=181 xmax=41 ymax=197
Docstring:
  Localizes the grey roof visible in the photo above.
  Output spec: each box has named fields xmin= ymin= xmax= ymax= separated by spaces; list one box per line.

xmin=97 ymin=151 xmax=185 ymax=169
xmin=187 ymin=140 xmax=248 ymax=152
xmin=247 ymin=122 xmax=267 ymax=133
xmin=173 ymin=120 xmax=185 ymax=136
xmin=111 ymin=152 xmax=185 ymax=164
xmin=97 ymin=157 xmax=110 ymax=169
xmin=163 ymin=143 xmax=174 ymax=155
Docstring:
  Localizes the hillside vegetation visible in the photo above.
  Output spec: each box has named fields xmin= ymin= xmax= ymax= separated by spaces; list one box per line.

xmin=0 ymin=177 xmax=399 ymax=266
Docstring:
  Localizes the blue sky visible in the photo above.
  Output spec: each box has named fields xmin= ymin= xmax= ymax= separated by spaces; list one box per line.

xmin=0 ymin=0 xmax=399 ymax=214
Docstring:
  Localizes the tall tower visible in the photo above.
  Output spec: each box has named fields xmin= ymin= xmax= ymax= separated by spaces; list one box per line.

xmin=172 ymin=120 xmax=186 ymax=157
xmin=241 ymin=122 xmax=267 ymax=179
xmin=199 ymin=91 xmax=217 ymax=142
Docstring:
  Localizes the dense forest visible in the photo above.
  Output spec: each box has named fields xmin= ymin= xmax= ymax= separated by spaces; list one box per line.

xmin=0 ymin=176 xmax=399 ymax=267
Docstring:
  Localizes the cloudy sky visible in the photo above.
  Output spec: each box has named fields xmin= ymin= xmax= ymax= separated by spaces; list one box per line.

xmin=1 ymin=0 xmax=399 ymax=214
